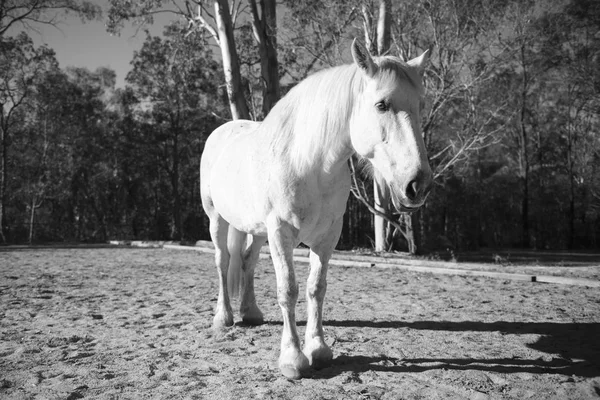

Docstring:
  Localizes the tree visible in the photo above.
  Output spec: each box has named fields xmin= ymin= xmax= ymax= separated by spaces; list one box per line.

xmin=0 ymin=0 xmax=100 ymax=243
xmin=6 ymin=64 xmax=119 ymax=243
xmin=108 ymin=0 xmax=281 ymax=120
xmin=280 ymin=0 xmax=359 ymax=78
xmin=126 ymin=24 xmax=222 ymax=239
xmin=385 ymin=0 xmax=525 ymax=251
xmin=535 ymin=0 xmax=600 ymax=248
xmin=248 ymin=0 xmax=280 ymax=116
xmin=191 ymin=0 xmax=250 ymax=119
xmin=363 ymin=0 xmax=395 ymax=252
xmin=108 ymin=0 xmax=248 ymax=120
xmin=497 ymin=2 xmax=538 ymax=248
xmin=0 ymin=33 xmax=58 ymax=242
xmin=14 ymin=68 xmax=67 ymax=243
xmin=0 ymin=0 xmax=100 ymax=36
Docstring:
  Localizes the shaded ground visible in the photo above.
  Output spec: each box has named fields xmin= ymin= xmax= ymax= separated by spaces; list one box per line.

xmin=1 ymin=248 xmax=599 ymax=399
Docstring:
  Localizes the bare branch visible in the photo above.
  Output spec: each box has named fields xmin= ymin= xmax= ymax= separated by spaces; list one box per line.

xmin=232 ymin=0 xmax=247 ymax=26
xmin=187 ymin=3 xmax=219 ymax=45
xmin=349 ymin=158 xmax=407 ymax=235
xmin=247 ymin=0 xmax=262 ymax=45
xmin=0 ymin=1 xmax=43 ymax=36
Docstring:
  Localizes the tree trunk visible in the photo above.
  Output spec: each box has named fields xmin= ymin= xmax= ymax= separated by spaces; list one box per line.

xmin=372 ymin=0 xmax=393 ymax=252
xmin=567 ymin=94 xmax=575 ymax=249
xmin=519 ymin=43 xmax=530 ymax=248
xmin=568 ymin=167 xmax=575 ymax=249
xmin=373 ymin=181 xmax=387 ymax=251
xmin=403 ymin=213 xmax=416 ymax=254
xmin=376 ymin=0 xmax=391 ymax=55
xmin=249 ymin=0 xmax=280 ymax=117
xmin=28 ymin=197 xmax=36 ymax=244
xmin=521 ymin=172 xmax=529 ymax=247
xmin=171 ymin=129 xmax=182 ymax=240
xmin=214 ymin=0 xmax=250 ymax=120
xmin=0 ymin=122 xmax=6 ymax=243
xmin=361 ymin=4 xmax=376 ymax=55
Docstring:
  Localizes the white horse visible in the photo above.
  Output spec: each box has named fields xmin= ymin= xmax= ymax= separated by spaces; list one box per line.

xmin=200 ymin=39 xmax=433 ymax=379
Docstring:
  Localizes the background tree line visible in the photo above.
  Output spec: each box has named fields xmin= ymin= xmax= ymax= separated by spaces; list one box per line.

xmin=1 ymin=0 xmax=598 ymax=253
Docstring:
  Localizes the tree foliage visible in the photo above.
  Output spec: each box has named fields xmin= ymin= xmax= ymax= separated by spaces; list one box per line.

xmin=0 ymin=32 xmax=58 ymax=242
xmin=126 ymin=23 xmax=223 ymax=239
xmin=0 ymin=0 xmax=100 ymax=36
xmin=1 ymin=0 xmax=598 ymax=251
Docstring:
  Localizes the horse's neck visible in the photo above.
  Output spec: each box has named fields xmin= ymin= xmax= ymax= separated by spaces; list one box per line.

xmin=264 ymin=64 xmax=360 ymax=177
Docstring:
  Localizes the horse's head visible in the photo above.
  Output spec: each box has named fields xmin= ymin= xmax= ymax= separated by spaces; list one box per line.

xmin=349 ymin=39 xmax=433 ymax=212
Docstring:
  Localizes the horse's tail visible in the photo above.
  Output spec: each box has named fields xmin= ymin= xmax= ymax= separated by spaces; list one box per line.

xmin=227 ymin=227 xmax=247 ymax=298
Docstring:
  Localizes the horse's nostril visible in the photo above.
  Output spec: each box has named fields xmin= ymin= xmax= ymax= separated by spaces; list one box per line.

xmin=406 ymin=179 xmax=419 ymax=201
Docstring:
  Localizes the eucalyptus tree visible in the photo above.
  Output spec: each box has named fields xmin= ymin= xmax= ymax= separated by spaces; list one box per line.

xmin=108 ymin=0 xmax=281 ymax=120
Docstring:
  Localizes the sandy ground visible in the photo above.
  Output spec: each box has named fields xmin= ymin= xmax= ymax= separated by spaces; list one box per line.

xmin=1 ymin=247 xmax=599 ymax=400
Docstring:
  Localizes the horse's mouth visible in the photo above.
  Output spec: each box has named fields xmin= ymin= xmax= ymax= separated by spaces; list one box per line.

xmin=399 ymin=205 xmax=419 ymax=213
xmin=390 ymin=193 xmax=422 ymax=213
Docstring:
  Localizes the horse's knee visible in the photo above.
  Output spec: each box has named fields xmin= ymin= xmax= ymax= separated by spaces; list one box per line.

xmin=214 ymin=248 xmax=230 ymax=271
xmin=277 ymin=283 xmax=299 ymax=308
xmin=306 ymin=279 xmax=327 ymax=300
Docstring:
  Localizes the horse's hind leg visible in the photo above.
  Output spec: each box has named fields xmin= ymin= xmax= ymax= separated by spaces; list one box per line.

xmin=226 ymin=227 xmax=245 ymax=299
xmin=304 ymin=218 xmax=343 ymax=368
xmin=209 ymin=214 xmax=234 ymax=329
xmin=240 ymin=235 xmax=267 ymax=325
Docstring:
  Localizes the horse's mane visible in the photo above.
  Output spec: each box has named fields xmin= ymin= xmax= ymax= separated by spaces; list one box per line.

xmin=263 ymin=56 xmax=421 ymax=174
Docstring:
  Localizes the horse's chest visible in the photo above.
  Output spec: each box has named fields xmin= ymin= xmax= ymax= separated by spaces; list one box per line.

xmin=274 ymin=172 xmax=350 ymax=242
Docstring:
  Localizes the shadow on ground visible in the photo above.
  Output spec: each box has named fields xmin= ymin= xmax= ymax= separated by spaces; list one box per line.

xmin=308 ymin=320 xmax=600 ymax=378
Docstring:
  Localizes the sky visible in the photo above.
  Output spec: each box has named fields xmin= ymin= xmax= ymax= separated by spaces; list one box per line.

xmin=21 ymin=0 xmax=175 ymax=88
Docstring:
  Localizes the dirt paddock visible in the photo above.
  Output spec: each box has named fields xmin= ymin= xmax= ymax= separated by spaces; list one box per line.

xmin=1 ymin=247 xmax=599 ymax=399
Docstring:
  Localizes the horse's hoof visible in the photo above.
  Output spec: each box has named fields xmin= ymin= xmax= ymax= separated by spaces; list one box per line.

xmin=304 ymin=340 xmax=333 ymax=369
xmin=280 ymin=365 xmax=304 ymax=380
xmin=279 ymin=349 xmax=310 ymax=379
xmin=240 ymin=306 xmax=264 ymax=326
xmin=241 ymin=314 xmax=264 ymax=326
xmin=212 ymin=312 xmax=234 ymax=330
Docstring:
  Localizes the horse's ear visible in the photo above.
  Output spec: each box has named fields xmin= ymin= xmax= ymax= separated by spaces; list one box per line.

xmin=351 ymin=39 xmax=377 ymax=78
xmin=407 ymin=49 xmax=430 ymax=77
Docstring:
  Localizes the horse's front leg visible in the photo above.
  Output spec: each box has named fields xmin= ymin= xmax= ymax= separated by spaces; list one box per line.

xmin=304 ymin=218 xmax=342 ymax=368
xmin=267 ymin=219 xmax=309 ymax=379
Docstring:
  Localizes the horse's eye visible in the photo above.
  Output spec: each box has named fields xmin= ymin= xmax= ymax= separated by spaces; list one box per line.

xmin=375 ymin=101 xmax=389 ymax=112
